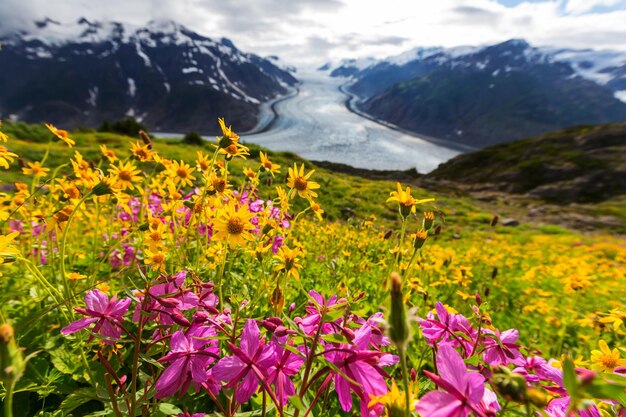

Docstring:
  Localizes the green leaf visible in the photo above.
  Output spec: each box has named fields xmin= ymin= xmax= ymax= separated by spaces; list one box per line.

xmin=158 ymin=403 xmax=183 ymax=415
xmin=60 ymin=387 xmax=98 ymax=414
xmin=289 ymin=395 xmax=307 ymax=412
xmin=562 ymin=356 xmax=577 ymax=396
xmin=322 ymin=333 xmax=350 ymax=344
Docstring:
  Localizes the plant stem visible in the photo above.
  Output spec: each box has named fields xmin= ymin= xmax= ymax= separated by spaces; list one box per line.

xmin=398 ymin=345 xmax=411 ymax=417
xmin=4 ymin=383 xmax=14 ymax=417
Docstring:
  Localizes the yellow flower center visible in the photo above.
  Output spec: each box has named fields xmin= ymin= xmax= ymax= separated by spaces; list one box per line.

xmin=601 ymin=355 xmax=617 ymax=369
xmin=176 ymin=167 xmax=189 ymax=179
xmin=213 ymin=178 xmax=227 ymax=193
xmin=294 ymin=176 xmax=308 ymax=191
xmin=152 ymin=253 xmax=165 ymax=264
xmin=118 ymin=170 xmax=134 ymax=182
xmin=149 ymin=231 xmax=161 ymax=241
xmin=227 ymin=216 xmax=245 ymax=235
xmin=134 ymin=149 xmax=149 ymax=160
xmin=199 ymin=161 xmax=210 ymax=171
xmin=225 ymin=144 xmax=238 ymax=155
xmin=263 ymin=160 xmax=273 ymax=169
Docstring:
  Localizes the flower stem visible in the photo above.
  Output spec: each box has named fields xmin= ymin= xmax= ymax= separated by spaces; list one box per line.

xmin=398 ymin=345 xmax=411 ymax=417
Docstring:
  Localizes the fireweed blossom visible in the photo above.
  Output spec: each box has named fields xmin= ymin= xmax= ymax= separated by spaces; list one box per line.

xmin=482 ymin=328 xmax=525 ymax=367
xmin=419 ymin=302 xmax=476 ymax=354
xmin=212 ymin=320 xmax=275 ymax=403
xmin=294 ymin=290 xmax=344 ymax=336
xmin=266 ymin=336 xmax=305 ymax=405
xmin=325 ymin=326 xmax=396 ymax=417
xmin=416 ymin=344 xmax=488 ymax=417
xmin=155 ymin=326 xmax=220 ymax=399
xmin=61 ymin=290 xmax=131 ymax=344
xmin=133 ymin=271 xmax=199 ymax=326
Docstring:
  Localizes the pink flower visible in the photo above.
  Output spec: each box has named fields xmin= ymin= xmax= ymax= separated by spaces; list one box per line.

xmin=212 ymin=320 xmax=275 ymax=403
xmin=325 ymin=327 xmax=393 ymax=417
xmin=295 ymin=290 xmax=344 ymax=336
xmin=155 ymin=325 xmax=220 ymax=399
xmin=61 ymin=290 xmax=131 ymax=344
xmin=482 ymin=329 xmax=525 ymax=367
xmin=266 ymin=337 xmax=305 ymax=405
xmin=416 ymin=344 xmax=487 ymax=417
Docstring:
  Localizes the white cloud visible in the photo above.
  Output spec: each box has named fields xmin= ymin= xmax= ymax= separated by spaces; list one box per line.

xmin=0 ymin=0 xmax=625 ymax=67
xmin=565 ymin=0 xmax=626 ymax=14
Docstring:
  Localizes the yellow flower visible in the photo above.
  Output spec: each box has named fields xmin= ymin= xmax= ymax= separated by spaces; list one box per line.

xmin=206 ymin=172 xmax=230 ymax=196
xmin=99 ymin=145 xmax=118 ymax=162
xmin=274 ymin=246 xmax=303 ymax=280
xmin=196 ymin=151 xmax=212 ymax=173
xmin=0 ymin=121 xmax=8 ymax=142
xmin=168 ymin=160 xmax=196 ymax=187
xmin=260 ymin=151 xmax=280 ymax=176
xmin=286 ymin=163 xmax=320 ymax=200
xmin=108 ymin=161 xmax=142 ymax=191
xmin=71 ymin=151 xmax=98 ymax=187
xmin=275 ymin=186 xmax=290 ymax=212
xmin=0 ymin=232 xmax=19 ymax=264
xmin=22 ymin=161 xmax=50 ymax=177
xmin=590 ymin=340 xmax=626 ymax=372
xmin=144 ymin=247 xmax=168 ymax=272
xmin=387 ymin=182 xmax=434 ymax=217
xmin=212 ymin=203 xmax=256 ymax=248
xmin=310 ymin=201 xmax=324 ymax=221
xmin=144 ymin=223 xmax=167 ymax=250
xmin=45 ymin=123 xmax=75 ymax=147
xmin=369 ymin=381 xmax=418 ymax=417
xmin=218 ymin=117 xmax=239 ymax=142
xmin=600 ymin=309 xmax=626 ymax=332
xmin=48 ymin=205 xmax=74 ymax=231
xmin=215 ymin=118 xmax=248 ymax=159
xmin=130 ymin=141 xmax=154 ymax=162
xmin=0 ymin=146 xmax=18 ymax=169
xmin=67 ymin=272 xmax=87 ymax=281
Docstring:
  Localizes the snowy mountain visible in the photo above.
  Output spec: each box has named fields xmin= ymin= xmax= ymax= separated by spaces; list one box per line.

xmin=331 ymin=39 xmax=626 ymax=147
xmin=0 ymin=18 xmax=298 ymax=133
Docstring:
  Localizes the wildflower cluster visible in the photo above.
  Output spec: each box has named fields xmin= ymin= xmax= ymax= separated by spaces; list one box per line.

xmin=0 ymin=118 xmax=624 ymax=417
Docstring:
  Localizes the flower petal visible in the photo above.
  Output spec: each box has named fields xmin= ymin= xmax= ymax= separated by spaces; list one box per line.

xmin=235 ymin=371 xmax=258 ymax=403
xmin=61 ymin=317 xmax=98 ymax=334
xmin=155 ymin=357 xmax=188 ymax=399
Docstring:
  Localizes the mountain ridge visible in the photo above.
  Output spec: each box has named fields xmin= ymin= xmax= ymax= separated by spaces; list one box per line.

xmin=329 ymin=39 xmax=626 ymax=147
xmin=0 ymin=18 xmax=298 ymax=133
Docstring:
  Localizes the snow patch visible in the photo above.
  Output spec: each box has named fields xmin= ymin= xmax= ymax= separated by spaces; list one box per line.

xmin=127 ymin=78 xmax=136 ymax=97
xmin=87 ymin=87 xmax=98 ymax=106
xmin=614 ymin=90 xmax=626 ymax=103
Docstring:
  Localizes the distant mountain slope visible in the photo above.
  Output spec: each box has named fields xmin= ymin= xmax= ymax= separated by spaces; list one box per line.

xmin=333 ymin=40 xmax=626 ymax=148
xmin=426 ymin=123 xmax=626 ymax=203
xmin=0 ymin=18 xmax=298 ymax=133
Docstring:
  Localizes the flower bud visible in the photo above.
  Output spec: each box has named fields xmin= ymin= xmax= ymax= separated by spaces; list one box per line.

xmin=490 ymin=366 xmax=527 ymax=403
xmin=526 ymin=388 xmax=551 ymax=408
xmin=169 ymin=310 xmax=191 ymax=327
xmin=413 ymin=229 xmax=427 ymax=250
xmin=388 ymin=272 xmax=410 ymax=349
xmin=423 ymin=212 xmax=435 ymax=230
xmin=0 ymin=323 xmax=25 ymax=386
xmin=91 ymin=180 xmax=113 ymax=196
xmin=270 ymin=285 xmax=284 ymax=313
xmin=156 ymin=297 xmax=180 ymax=309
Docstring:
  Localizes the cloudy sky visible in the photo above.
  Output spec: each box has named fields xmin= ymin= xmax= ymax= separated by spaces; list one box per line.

xmin=1 ymin=0 xmax=625 ymax=67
